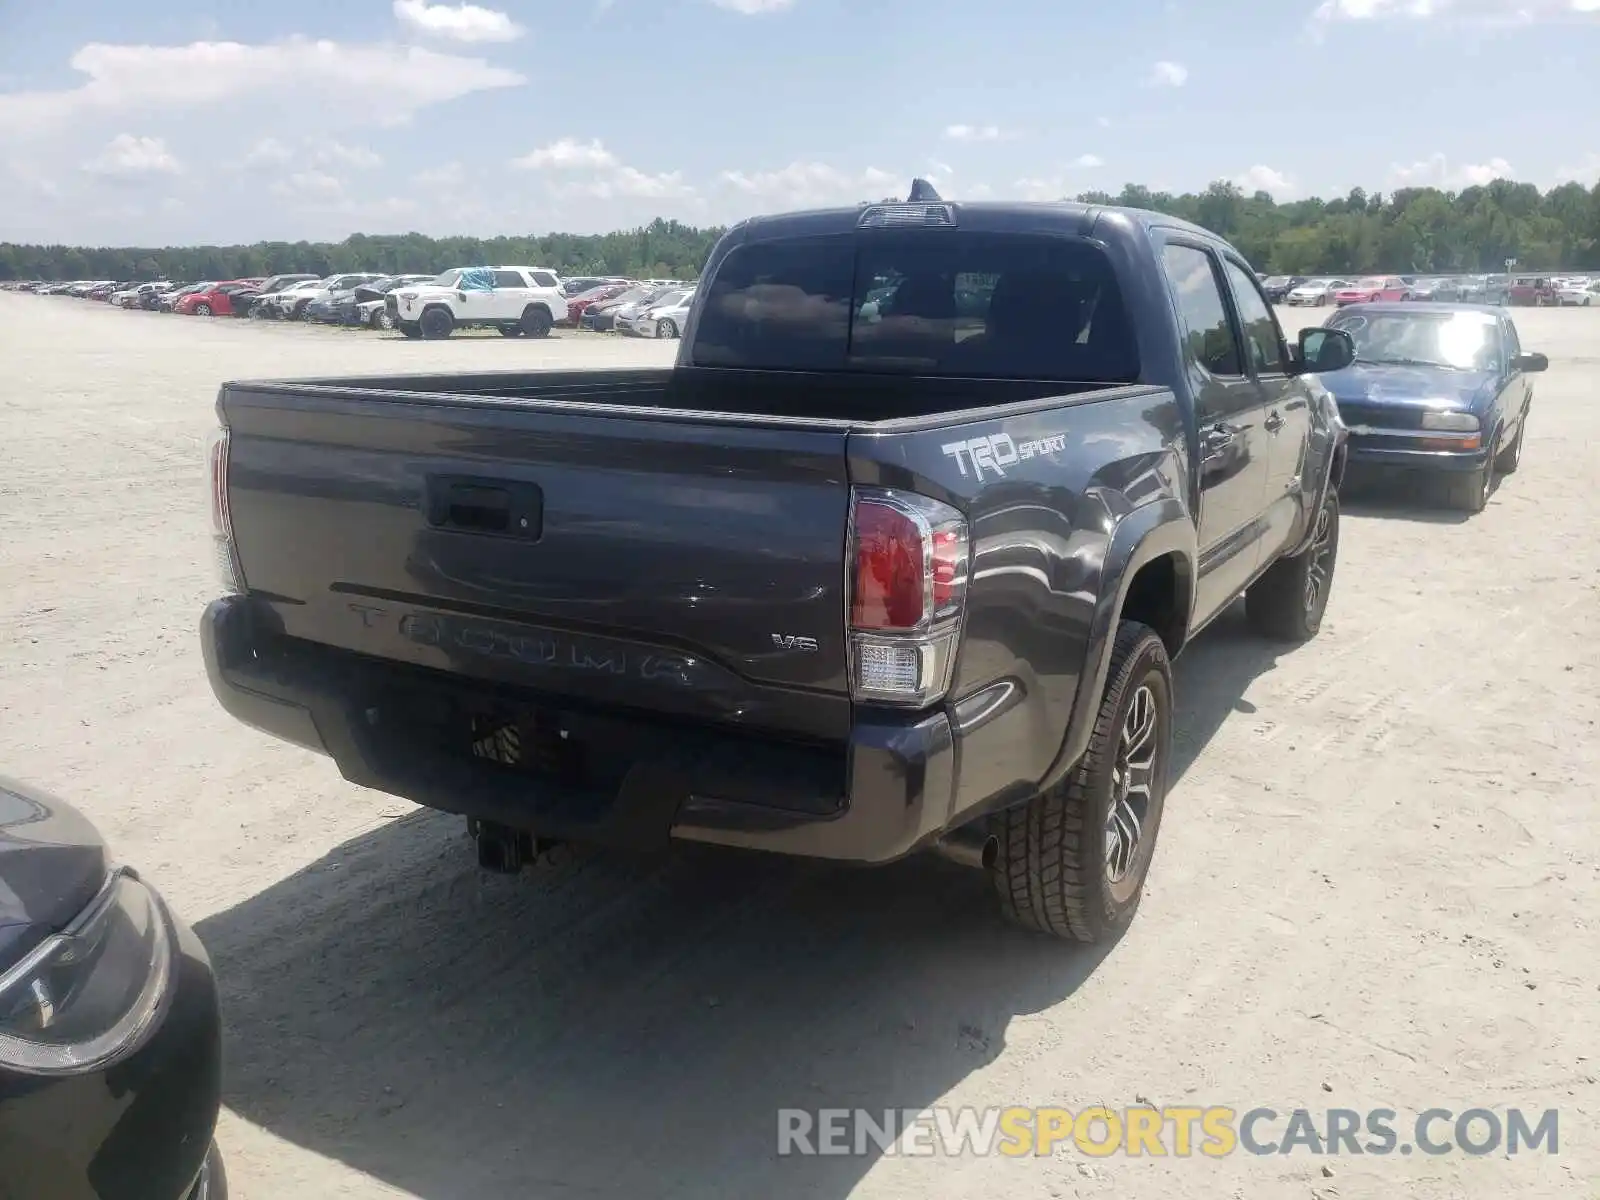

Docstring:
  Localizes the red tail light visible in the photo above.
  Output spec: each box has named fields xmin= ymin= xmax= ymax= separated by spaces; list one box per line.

xmin=207 ymin=426 xmax=242 ymax=594
xmin=847 ymin=489 xmax=969 ymax=707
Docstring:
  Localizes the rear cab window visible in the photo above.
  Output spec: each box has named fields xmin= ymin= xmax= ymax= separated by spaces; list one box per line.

xmin=530 ymin=271 xmax=559 ymax=288
xmin=689 ymin=231 xmax=1140 ymax=381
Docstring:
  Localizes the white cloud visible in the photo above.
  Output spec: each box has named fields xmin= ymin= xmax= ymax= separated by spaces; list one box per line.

xmin=944 ymin=123 xmax=1006 ymax=142
xmin=1149 ymin=60 xmax=1188 ymax=87
xmin=718 ymin=161 xmax=899 ymax=208
xmin=393 ymin=0 xmax=525 ymax=43
xmin=271 ymin=169 xmax=345 ymax=201
xmin=1554 ymin=152 xmax=1600 ymax=185
xmin=1234 ymin=164 xmax=1299 ymax=199
xmin=706 ymin=0 xmax=796 ymax=11
xmin=1074 ymin=153 xmax=1104 ymax=168
xmin=512 ymin=137 xmax=690 ymax=201
xmin=511 ymin=137 xmax=618 ymax=170
xmin=236 ymin=136 xmax=382 ymax=171
xmin=308 ymin=138 xmax=383 ymax=169
xmin=1312 ymin=0 xmax=1597 ymax=24
xmin=82 ymin=133 xmax=181 ymax=177
xmin=1389 ymin=152 xmax=1514 ymax=188
xmin=0 ymin=39 xmax=525 ymax=136
xmin=241 ymin=137 xmax=294 ymax=167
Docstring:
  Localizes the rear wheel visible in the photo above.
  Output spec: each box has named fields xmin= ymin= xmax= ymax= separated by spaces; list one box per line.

xmin=369 ymin=308 xmax=395 ymax=331
xmin=520 ymin=305 xmax=554 ymax=338
xmin=989 ymin=621 xmax=1172 ymax=942
xmin=1245 ymin=491 xmax=1340 ymax=641
xmin=420 ymin=306 xmax=454 ymax=340
xmin=398 ymin=320 xmax=422 ymax=339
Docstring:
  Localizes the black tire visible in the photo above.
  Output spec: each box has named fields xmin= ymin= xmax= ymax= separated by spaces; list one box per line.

xmin=419 ymin=306 xmax=454 ymax=340
xmin=368 ymin=308 xmax=395 ymax=331
xmin=498 ymin=325 xmax=523 ymax=338
xmin=1494 ymin=417 xmax=1525 ymax=474
xmin=521 ymin=305 xmax=554 ymax=338
xmin=398 ymin=321 xmax=422 ymax=339
xmin=989 ymin=621 xmax=1172 ymax=942
xmin=656 ymin=318 xmax=679 ymax=339
xmin=1245 ymin=490 xmax=1340 ymax=642
xmin=1444 ymin=457 xmax=1493 ymax=513
xmin=194 ymin=302 xmax=212 ymax=317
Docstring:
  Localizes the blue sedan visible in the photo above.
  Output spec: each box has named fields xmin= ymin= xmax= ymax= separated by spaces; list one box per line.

xmin=1317 ymin=302 xmax=1547 ymax=512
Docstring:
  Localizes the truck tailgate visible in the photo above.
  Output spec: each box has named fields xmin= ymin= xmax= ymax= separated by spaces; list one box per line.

xmin=220 ymin=386 xmax=854 ymax=742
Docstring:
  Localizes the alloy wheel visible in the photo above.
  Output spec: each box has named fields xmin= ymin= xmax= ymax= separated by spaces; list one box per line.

xmin=1106 ymin=685 xmax=1158 ymax=884
xmin=1304 ymin=503 xmax=1334 ymax=613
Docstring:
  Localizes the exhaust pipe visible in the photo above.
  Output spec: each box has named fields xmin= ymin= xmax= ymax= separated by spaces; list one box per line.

xmin=933 ymin=823 xmax=997 ymax=871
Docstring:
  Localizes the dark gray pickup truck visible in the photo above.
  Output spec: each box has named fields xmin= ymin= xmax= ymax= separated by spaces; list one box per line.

xmin=202 ymin=183 xmax=1356 ymax=942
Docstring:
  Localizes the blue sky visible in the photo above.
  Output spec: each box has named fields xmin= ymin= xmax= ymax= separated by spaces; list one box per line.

xmin=1 ymin=0 xmax=1596 ymax=246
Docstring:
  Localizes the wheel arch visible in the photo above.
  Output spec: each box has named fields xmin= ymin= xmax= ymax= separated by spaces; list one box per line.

xmin=1038 ymin=499 xmax=1195 ymax=797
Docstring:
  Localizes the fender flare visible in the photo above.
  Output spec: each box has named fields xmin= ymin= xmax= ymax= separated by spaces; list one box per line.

xmin=1038 ymin=498 xmax=1196 ymax=794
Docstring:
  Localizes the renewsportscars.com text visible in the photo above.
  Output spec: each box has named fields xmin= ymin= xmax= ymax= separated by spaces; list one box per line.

xmin=777 ymin=1105 xmax=1560 ymax=1159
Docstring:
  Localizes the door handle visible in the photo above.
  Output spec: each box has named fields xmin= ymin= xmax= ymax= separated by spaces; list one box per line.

xmin=1201 ymin=423 xmax=1236 ymax=450
xmin=1264 ymin=411 xmax=1285 ymax=433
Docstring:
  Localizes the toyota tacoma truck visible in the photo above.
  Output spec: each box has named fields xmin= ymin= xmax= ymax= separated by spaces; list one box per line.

xmin=201 ymin=182 xmax=1354 ymax=942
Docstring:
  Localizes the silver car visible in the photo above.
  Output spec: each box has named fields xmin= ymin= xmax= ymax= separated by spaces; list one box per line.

xmin=631 ymin=288 xmax=696 ymax=339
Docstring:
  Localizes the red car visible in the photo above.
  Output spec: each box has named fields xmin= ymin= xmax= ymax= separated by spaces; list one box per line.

xmin=1333 ymin=275 xmax=1410 ymax=306
xmin=565 ymin=282 xmax=631 ymax=325
xmin=174 ymin=279 xmax=265 ymax=317
xmin=1507 ymin=276 xmax=1556 ymax=306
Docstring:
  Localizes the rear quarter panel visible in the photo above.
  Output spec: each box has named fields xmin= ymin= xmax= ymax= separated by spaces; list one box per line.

xmin=848 ymin=384 xmax=1193 ymax=823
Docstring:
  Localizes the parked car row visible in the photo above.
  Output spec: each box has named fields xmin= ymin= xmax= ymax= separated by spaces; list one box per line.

xmin=1263 ymin=271 xmax=1597 ymax=307
xmin=8 ymin=271 xmax=703 ymax=340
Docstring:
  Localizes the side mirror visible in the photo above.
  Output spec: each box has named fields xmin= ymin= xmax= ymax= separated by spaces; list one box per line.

xmin=1513 ymin=352 xmax=1548 ymax=373
xmin=1296 ymin=327 xmax=1356 ymax=374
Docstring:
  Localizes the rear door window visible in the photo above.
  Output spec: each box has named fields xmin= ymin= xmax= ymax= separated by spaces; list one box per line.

xmin=492 ymin=270 xmax=527 ymax=288
xmin=690 ymin=232 xmax=1139 ymax=380
xmin=529 ymin=271 xmax=558 ymax=288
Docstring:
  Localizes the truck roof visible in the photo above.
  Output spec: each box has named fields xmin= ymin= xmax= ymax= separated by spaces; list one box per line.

xmin=735 ymin=197 xmax=1227 ymax=248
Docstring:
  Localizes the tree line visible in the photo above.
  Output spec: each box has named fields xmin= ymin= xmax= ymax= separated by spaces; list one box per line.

xmin=3 ymin=177 xmax=1597 ymax=281
xmin=1079 ymin=178 xmax=1600 ymax=274
xmin=0 ymin=219 xmax=723 ymax=283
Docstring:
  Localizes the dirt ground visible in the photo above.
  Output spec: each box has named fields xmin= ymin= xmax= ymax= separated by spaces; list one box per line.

xmin=1 ymin=295 xmax=1596 ymax=1200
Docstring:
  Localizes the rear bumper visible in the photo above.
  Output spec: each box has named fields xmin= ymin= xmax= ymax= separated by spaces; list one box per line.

xmin=201 ymin=596 xmax=958 ymax=864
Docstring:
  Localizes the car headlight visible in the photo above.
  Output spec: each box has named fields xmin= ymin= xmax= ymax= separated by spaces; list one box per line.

xmin=0 ymin=868 xmax=174 ymax=1075
xmin=1420 ymin=410 xmax=1479 ymax=432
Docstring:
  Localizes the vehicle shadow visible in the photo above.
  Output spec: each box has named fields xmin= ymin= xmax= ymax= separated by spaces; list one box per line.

xmin=195 ymin=611 xmax=1285 ymax=1200
xmin=1338 ymin=471 xmax=1477 ymax=526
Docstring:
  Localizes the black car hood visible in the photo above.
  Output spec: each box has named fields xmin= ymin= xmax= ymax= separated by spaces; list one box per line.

xmin=0 ymin=776 xmax=108 ymax=971
xmin=1320 ymin=362 xmax=1496 ymax=412
xmin=352 ymin=286 xmax=387 ymax=303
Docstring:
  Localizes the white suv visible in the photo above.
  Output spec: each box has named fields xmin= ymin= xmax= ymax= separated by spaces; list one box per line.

xmin=391 ymin=266 xmax=565 ymax=339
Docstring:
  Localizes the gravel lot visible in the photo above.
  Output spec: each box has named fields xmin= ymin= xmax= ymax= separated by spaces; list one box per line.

xmin=2 ymin=296 xmax=1597 ymax=1200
